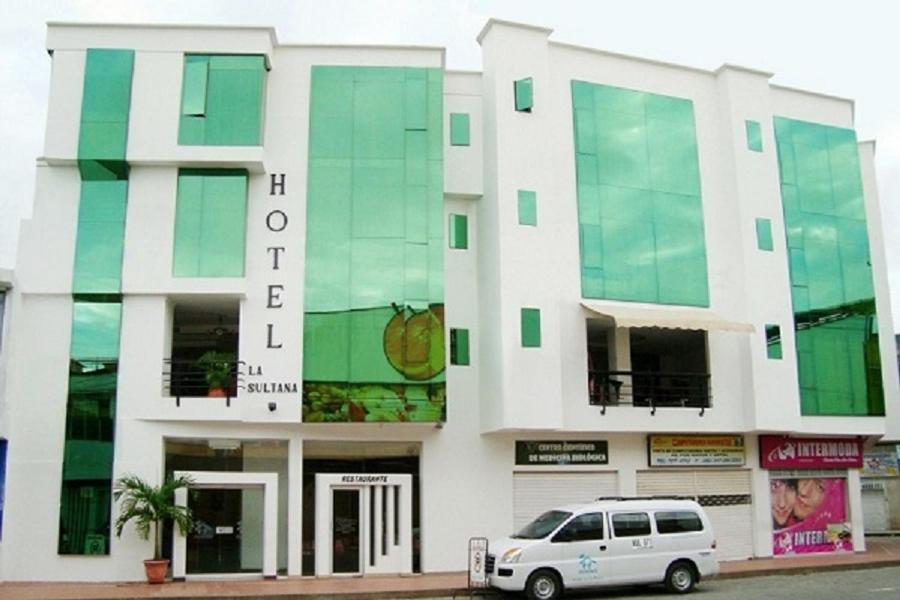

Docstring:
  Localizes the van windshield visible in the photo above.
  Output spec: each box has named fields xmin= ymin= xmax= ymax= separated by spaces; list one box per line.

xmin=512 ymin=510 xmax=573 ymax=539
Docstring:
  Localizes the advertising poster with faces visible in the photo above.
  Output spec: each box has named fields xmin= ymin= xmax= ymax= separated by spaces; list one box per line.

xmin=770 ymin=477 xmax=851 ymax=555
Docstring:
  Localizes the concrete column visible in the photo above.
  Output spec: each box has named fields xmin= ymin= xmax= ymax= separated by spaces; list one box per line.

xmin=287 ymin=436 xmax=303 ymax=575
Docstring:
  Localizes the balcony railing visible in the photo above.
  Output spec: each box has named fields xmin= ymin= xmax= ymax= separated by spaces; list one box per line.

xmin=162 ymin=358 xmax=239 ymax=403
xmin=588 ymin=370 xmax=711 ymax=415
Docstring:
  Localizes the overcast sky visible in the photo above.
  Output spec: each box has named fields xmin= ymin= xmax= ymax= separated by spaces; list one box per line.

xmin=2 ymin=0 xmax=899 ymax=324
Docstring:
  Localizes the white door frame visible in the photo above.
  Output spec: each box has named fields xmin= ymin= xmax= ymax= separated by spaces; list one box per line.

xmin=172 ymin=470 xmax=279 ymax=580
xmin=314 ymin=473 xmax=413 ymax=576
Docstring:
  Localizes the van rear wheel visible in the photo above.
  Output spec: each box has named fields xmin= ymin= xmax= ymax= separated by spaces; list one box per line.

xmin=665 ymin=561 xmax=696 ymax=594
xmin=526 ymin=569 xmax=562 ymax=600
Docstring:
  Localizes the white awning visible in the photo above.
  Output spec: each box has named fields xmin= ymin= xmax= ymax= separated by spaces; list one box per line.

xmin=581 ymin=301 xmax=756 ymax=333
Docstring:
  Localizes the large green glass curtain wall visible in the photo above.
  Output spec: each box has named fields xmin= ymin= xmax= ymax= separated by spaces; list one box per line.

xmin=571 ymin=81 xmax=709 ymax=306
xmin=59 ymin=49 xmax=133 ymax=555
xmin=774 ymin=118 xmax=883 ymax=416
xmin=303 ymin=66 xmax=445 ymax=423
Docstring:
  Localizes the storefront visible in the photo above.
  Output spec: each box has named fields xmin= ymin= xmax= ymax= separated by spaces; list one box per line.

xmin=638 ymin=435 xmax=753 ymax=560
xmin=760 ymin=436 xmax=862 ymax=556
xmin=861 ymin=444 xmax=899 ymax=532
xmin=512 ymin=441 xmax=616 ymax=530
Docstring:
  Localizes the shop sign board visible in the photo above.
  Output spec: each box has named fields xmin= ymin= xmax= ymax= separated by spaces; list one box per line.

xmin=515 ymin=441 xmax=608 ymax=466
xmin=759 ymin=436 xmax=863 ymax=469
xmin=770 ymin=476 xmax=851 ymax=555
xmin=862 ymin=447 xmax=899 ymax=477
xmin=648 ymin=435 xmax=745 ymax=467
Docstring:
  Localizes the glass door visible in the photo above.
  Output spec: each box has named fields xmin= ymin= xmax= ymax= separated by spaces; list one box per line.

xmin=332 ymin=489 xmax=361 ymax=574
xmin=186 ymin=488 xmax=264 ymax=574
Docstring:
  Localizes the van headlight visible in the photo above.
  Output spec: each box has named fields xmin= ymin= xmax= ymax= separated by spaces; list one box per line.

xmin=500 ymin=548 xmax=523 ymax=563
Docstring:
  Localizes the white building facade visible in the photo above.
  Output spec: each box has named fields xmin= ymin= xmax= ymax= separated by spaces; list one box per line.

xmin=1 ymin=19 xmax=898 ymax=581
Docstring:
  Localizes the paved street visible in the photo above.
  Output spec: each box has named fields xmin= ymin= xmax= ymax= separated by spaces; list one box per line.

xmin=478 ymin=565 xmax=900 ymax=599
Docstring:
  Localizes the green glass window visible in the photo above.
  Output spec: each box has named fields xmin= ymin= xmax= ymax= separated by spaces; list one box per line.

xmin=521 ymin=308 xmax=541 ymax=348
xmin=746 ymin=120 xmax=763 ymax=152
xmin=78 ymin=49 xmax=134 ymax=180
xmin=181 ymin=59 xmax=208 ymax=116
xmin=766 ymin=324 xmax=782 ymax=359
xmin=173 ymin=169 xmax=248 ymax=277
xmin=70 ymin=301 xmax=122 ymax=359
xmin=73 ymin=181 xmax=128 ymax=293
xmin=774 ymin=117 xmax=882 ymax=416
xmin=303 ymin=66 xmax=445 ymax=423
xmin=571 ymin=80 xmax=709 ymax=306
xmin=518 ymin=190 xmax=537 ymax=226
xmin=515 ymin=78 xmax=534 ymax=112
xmin=755 ymin=217 xmax=774 ymax=252
xmin=450 ymin=113 xmax=470 ymax=146
xmin=60 ymin=299 xmax=121 ymax=554
xmin=449 ymin=214 xmax=468 ymax=249
xmin=178 ymin=55 xmax=266 ymax=146
xmin=450 ymin=328 xmax=470 ymax=365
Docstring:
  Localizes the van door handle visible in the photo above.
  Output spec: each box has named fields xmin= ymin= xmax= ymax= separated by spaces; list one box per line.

xmin=599 ymin=545 xmax=607 ymax=551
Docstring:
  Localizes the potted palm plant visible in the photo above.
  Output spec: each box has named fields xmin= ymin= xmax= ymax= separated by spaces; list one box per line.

xmin=196 ymin=350 xmax=235 ymax=397
xmin=113 ymin=474 xmax=194 ymax=584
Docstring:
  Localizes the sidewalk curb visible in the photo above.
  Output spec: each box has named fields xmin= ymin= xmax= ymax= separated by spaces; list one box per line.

xmin=716 ymin=557 xmax=900 ymax=580
xmin=35 ymin=561 xmax=900 ymax=600
xmin=4 ymin=558 xmax=900 ymax=600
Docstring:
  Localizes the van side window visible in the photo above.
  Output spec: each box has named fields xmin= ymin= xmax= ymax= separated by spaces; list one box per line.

xmin=655 ymin=511 xmax=704 ymax=534
xmin=611 ymin=512 xmax=651 ymax=537
xmin=552 ymin=512 xmax=604 ymax=542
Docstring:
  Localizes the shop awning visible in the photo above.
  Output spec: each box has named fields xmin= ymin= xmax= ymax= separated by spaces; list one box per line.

xmin=581 ymin=301 xmax=755 ymax=333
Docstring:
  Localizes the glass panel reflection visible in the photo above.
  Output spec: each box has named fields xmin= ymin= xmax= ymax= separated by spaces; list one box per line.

xmin=774 ymin=117 xmax=882 ymax=416
xmin=571 ymin=81 xmax=709 ymax=307
xmin=303 ymin=67 xmax=445 ymax=423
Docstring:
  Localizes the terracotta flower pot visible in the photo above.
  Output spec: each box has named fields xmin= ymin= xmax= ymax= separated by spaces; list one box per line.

xmin=208 ymin=387 xmax=226 ymax=397
xmin=143 ymin=558 xmax=169 ymax=584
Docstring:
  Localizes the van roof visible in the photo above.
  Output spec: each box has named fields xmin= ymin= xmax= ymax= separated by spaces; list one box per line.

xmin=553 ymin=497 xmax=703 ymax=514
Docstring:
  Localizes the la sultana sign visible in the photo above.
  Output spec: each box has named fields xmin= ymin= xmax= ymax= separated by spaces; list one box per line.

xmin=759 ymin=436 xmax=863 ymax=469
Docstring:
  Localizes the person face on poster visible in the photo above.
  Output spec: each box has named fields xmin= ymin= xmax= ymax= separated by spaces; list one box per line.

xmin=771 ymin=478 xmax=797 ymax=529
xmin=794 ymin=478 xmax=826 ymax=521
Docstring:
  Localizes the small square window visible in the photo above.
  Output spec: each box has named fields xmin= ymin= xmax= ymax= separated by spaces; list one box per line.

xmin=746 ymin=120 xmax=763 ymax=152
xmin=450 ymin=328 xmax=470 ymax=366
xmin=449 ymin=214 xmax=468 ymax=249
xmin=450 ymin=113 xmax=470 ymax=146
xmin=521 ymin=308 xmax=541 ymax=348
xmin=518 ymin=190 xmax=537 ymax=226
xmin=766 ymin=324 xmax=782 ymax=359
xmin=756 ymin=218 xmax=774 ymax=251
xmin=514 ymin=78 xmax=534 ymax=112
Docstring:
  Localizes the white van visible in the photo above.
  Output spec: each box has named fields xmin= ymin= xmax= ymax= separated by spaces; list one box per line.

xmin=488 ymin=497 xmax=718 ymax=599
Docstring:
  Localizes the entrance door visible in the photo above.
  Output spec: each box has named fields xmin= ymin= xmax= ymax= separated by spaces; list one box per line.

xmin=314 ymin=474 xmax=413 ymax=576
xmin=186 ymin=488 xmax=264 ymax=575
xmin=332 ymin=489 xmax=361 ymax=573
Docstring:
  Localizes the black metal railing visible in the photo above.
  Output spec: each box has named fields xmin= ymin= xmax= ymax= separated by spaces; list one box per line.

xmin=588 ymin=370 xmax=710 ymax=415
xmin=162 ymin=358 xmax=239 ymax=400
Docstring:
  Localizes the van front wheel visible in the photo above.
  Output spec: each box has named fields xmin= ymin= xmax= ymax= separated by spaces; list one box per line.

xmin=526 ymin=569 xmax=562 ymax=600
xmin=665 ymin=561 xmax=696 ymax=594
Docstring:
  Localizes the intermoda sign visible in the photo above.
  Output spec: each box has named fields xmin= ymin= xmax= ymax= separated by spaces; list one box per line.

xmin=759 ymin=436 xmax=863 ymax=469
xmin=648 ymin=435 xmax=745 ymax=467
xmin=515 ymin=441 xmax=608 ymax=466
